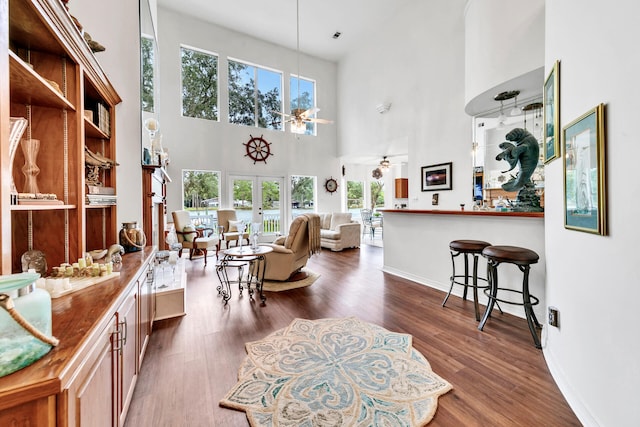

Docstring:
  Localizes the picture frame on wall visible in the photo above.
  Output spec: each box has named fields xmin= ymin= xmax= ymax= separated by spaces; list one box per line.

xmin=563 ymin=104 xmax=606 ymax=235
xmin=421 ymin=162 xmax=452 ymax=191
xmin=544 ymin=60 xmax=560 ymax=163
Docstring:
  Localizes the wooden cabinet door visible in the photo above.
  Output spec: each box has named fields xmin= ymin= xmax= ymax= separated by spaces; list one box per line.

xmin=395 ymin=178 xmax=408 ymax=198
xmin=0 ymin=396 xmax=56 ymax=427
xmin=75 ymin=316 xmax=117 ymax=427
xmin=117 ymin=288 xmax=138 ymax=426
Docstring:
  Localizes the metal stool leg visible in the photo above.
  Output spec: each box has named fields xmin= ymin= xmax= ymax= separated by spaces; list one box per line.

xmin=442 ymin=250 xmax=460 ymax=307
xmin=471 ymin=253 xmax=480 ymax=321
xmin=478 ymin=260 xmax=498 ymax=331
xmin=462 ymin=253 xmax=469 ymax=301
xmin=520 ymin=265 xmax=542 ymax=349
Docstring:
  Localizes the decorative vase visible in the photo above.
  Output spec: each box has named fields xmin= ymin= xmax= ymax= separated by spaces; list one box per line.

xmin=9 ymin=118 xmax=28 ymax=196
xmin=251 ymin=222 xmax=261 ymax=250
xmin=21 ymin=138 xmax=41 ymax=194
xmin=0 ymin=273 xmax=54 ymax=378
xmin=119 ymin=221 xmax=147 ymax=253
xmin=236 ymin=222 xmax=245 ymax=253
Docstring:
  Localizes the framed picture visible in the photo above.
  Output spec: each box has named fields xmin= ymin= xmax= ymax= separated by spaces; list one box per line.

xmin=563 ymin=104 xmax=606 ymax=235
xmin=544 ymin=60 xmax=560 ymax=163
xmin=421 ymin=162 xmax=452 ymax=191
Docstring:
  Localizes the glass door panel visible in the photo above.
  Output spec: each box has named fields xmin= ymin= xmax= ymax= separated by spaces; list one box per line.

xmin=229 ymin=175 xmax=284 ymax=240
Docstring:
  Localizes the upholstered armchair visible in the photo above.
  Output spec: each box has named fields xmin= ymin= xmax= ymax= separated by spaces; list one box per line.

xmin=171 ymin=210 xmax=221 ymax=265
xmin=262 ymin=213 xmax=321 ymax=281
xmin=217 ymin=209 xmax=249 ymax=248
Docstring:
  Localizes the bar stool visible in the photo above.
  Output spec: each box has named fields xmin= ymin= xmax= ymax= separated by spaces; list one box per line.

xmin=478 ymin=245 xmax=542 ymax=349
xmin=442 ymin=240 xmax=494 ymax=321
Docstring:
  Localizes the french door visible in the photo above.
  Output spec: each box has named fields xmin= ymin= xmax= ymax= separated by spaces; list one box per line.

xmin=228 ymin=175 xmax=285 ymax=239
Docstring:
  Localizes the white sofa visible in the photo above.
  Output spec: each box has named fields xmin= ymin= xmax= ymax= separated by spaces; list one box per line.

xmin=318 ymin=212 xmax=361 ymax=251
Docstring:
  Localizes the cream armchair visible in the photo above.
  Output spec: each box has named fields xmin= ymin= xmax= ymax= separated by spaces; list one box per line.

xmin=262 ymin=213 xmax=321 ymax=281
xmin=217 ymin=209 xmax=249 ymax=248
xmin=172 ymin=210 xmax=220 ymax=265
xmin=318 ymin=212 xmax=361 ymax=251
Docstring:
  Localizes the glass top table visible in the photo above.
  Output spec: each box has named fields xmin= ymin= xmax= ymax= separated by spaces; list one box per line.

xmin=216 ymin=245 xmax=273 ymax=305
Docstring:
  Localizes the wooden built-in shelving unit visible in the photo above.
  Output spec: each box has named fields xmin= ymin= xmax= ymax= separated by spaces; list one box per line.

xmin=2 ymin=0 xmax=121 ymax=274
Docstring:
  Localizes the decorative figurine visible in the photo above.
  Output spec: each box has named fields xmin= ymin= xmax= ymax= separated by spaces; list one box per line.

xmin=495 ymin=128 xmax=543 ymax=212
xmin=21 ymin=250 xmax=47 ymax=276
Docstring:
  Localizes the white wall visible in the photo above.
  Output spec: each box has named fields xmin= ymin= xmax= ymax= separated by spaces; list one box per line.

xmin=545 ymin=1 xmax=640 ymax=425
xmin=464 ymin=0 xmax=545 ymax=108
xmin=337 ymin=0 xmax=471 ymax=211
xmin=156 ymin=8 xmax=341 ymax=220
xmin=68 ymin=0 xmax=143 ymax=230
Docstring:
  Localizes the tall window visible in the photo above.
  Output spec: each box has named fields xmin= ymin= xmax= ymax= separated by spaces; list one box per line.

xmin=181 ymin=46 xmax=218 ymax=120
xmin=182 ymin=170 xmax=220 ymax=226
xmin=291 ymin=175 xmax=315 ymax=218
xmin=141 ymin=36 xmax=155 ymax=113
xmin=228 ymin=59 xmax=282 ymax=130
xmin=370 ymin=181 xmax=385 ymax=210
xmin=290 ymin=75 xmax=316 ymax=135
xmin=346 ymin=181 xmax=364 ymax=211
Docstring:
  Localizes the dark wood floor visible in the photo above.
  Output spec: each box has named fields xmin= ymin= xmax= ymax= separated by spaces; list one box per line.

xmin=125 ymin=244 xmax=581 ymax=427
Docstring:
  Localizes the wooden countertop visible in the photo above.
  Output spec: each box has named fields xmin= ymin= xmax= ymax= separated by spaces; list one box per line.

xmin=379 ymin=209 xmax=544 ymax=218
xmin=0 ymin=247 xmax=155 ymax=411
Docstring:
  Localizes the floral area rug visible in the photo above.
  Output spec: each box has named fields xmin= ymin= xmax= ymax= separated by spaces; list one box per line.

xmin=219 ymin=317 xmax=452 ymax=426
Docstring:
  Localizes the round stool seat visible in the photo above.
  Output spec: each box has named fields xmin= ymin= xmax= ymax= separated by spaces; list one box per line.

xmin=482 ymin=245 xmax=539 ymax=265
xmin=450 ymin=240 xmax=492 ymax=253
xmin=443 ymin=240 xmax=494 ymax=321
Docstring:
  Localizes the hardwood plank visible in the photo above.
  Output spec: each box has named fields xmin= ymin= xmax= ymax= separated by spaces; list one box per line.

xmin=125 ymin=245 xmax=581 ymax=426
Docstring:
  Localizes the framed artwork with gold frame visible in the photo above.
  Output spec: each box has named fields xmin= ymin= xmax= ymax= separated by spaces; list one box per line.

xmin=563 ymin=104 xmax=606 ymax=235
xmin=544 ymin=61 xmax=560 ymax=163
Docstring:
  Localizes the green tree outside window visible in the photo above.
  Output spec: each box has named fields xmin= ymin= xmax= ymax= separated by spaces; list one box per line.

xmin=181 ymin=47 xmax=218 ymax=120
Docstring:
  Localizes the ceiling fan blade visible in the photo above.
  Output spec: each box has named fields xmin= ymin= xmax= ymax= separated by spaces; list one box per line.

xmin=301 ymin=107 xmax=320 ymax=118
xmin=306 ymin=118 xmax=333 ymax=124
xmin=271 ymin=110 xmax=291 ymax=118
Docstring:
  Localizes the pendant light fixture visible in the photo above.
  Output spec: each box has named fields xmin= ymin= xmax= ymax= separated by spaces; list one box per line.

xmin=494 ymin=90 xmax=520 ymax=129
xmin=292 ymin=0 xmax=305 ymax=134
xmin=510 ymin=93 xmax=521 ymax=116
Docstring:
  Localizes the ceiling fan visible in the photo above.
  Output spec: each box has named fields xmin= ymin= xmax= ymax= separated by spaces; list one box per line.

xmin=277 ymin=107 xmax=333 ymax=132
xmin=273 ymin=0 xmax=333 ymax=134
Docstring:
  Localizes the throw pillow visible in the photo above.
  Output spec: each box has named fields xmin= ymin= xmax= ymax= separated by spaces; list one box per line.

xmin=319 ymin=213 xmax=332 ymax=230
xmin=183 ymin=224 xmax=196 ymax=242
xmin=330 ymin=212 xmax=352 ymax=231
xmin=228 ymin=220 xmax=242 ymax=232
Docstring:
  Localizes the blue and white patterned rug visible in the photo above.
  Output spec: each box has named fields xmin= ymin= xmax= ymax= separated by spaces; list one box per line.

xmin=219 ymin=317 xmax=452 ymax=426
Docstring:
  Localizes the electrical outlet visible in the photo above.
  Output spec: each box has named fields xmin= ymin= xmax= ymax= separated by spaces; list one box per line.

xmin=548 ymin=307 xmax=559 ymax=327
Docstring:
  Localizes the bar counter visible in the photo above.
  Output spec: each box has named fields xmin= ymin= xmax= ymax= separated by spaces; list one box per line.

xmin=379 ymin=209 xmax=545 ymax=321
xmin=379 ymin=208 xmax=544 ymax=218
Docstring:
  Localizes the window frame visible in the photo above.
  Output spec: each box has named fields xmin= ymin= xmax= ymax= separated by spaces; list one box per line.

xmin=228 ymin=57 xmax=284 ymax=131
xmin=290 ymin=175 xmax=317 ymax=219
xmin=290 ymin=74 xmax=317 ymax=136
xmin=180 ymin=44 xmax=220 ymax=121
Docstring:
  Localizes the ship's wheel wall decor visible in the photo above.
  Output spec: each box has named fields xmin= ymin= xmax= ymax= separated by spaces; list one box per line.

xmin=244 ymin=135 xmax=272 ymax=164
xmin=324 ymin=177 xmax=338 ymax=194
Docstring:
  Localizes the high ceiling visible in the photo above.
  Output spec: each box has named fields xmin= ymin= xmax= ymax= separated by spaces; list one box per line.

xmin=156 ymin=0 xmax=415 ymax=61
